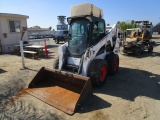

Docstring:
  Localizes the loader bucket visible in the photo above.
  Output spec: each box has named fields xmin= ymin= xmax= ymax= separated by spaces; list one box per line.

xmin=25 ymin=67 xmax=92 ymax=115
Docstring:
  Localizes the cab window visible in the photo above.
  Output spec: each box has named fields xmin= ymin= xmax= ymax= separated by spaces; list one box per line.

xmin=91 ymin=21 xmax=105 ymax=45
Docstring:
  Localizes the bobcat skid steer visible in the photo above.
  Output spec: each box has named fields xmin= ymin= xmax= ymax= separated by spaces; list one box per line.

xmin=25 ymin=3 xmax=121 ymax=115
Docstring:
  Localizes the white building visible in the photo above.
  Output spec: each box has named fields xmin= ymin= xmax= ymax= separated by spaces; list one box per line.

xmin=0 ymin=13 xmax=29 ymax=53
xmin=28 ymin=28 xmax=50 ymax=35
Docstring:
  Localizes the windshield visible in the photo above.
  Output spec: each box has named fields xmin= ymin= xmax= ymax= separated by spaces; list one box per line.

xmin=68 ymin=20 xmax=90 ymax=56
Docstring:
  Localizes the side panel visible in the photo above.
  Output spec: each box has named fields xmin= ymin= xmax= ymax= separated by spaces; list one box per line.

xmin=81 ymin=32 xmax=111 ymax=76
xmin=82 ymin=56 xmax=90 ymax=76
xmin=113 ymin=38 xmax=120 ymax=54
xmin=58 ymin=43 xmax=67 ymax=70
xmin=67 ymin=57 xmax=81 ymax=66
xmin=94 ymin=52 xmax=108 ymax=59
xmin=81 ymin=24 xmax=120 ymax=76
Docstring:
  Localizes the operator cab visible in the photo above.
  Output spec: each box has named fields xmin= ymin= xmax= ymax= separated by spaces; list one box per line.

xmin=62 ymin=15 xmax=106 ymax=73
xmin=67 ymin=15 xmax=106 ymax=57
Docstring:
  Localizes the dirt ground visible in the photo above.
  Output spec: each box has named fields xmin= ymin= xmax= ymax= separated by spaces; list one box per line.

xmin=0 ymin=35 xmax=160 ymax=120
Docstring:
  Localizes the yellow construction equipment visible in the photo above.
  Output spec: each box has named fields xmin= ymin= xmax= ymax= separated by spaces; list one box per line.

xmin=122 ymin=20 xmax=153 ymax=55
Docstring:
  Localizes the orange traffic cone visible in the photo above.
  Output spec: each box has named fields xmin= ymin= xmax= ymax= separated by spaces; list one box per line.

xmin=44 ymin=39 xmax=48 ymax=57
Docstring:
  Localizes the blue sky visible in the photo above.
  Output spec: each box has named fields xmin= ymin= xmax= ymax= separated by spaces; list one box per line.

xmin=1 ymin=0 xmax=160 ymax=30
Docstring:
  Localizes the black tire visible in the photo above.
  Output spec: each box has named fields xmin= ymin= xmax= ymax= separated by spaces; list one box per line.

xmin=106 ymin=53 xmax=119 ymax=75
xmin=134 ymin=46 xmax=142 ymax=56
xmin=55 ymin=39 xmax=59 ymax=44
xmin=87 ymin=59 xmax=108 ymax=87
xmin=53 ymin=57 xmax=59 ymax=69
xmin=148 ymin=44 xmax=153 ymax=53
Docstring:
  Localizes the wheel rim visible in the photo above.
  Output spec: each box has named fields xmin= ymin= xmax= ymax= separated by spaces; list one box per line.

xmin=114 ymin=59 xmax=119 ymax=71
xmin=100 ymin=66 xmax=107 ymax=82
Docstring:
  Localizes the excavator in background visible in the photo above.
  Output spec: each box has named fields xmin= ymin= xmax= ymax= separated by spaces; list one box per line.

xmin=25 ymin=3 xmax=122 ymax=115
xmin=122 ymin=20 xmax=153 ymax=55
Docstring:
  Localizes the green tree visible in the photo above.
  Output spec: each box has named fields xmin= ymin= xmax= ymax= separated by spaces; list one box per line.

xmin=118 ymin=21 xmax=135 ymax=31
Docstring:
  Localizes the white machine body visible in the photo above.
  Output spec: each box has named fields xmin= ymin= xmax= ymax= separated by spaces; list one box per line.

xmin=58 ymin=24 xmax=121 ymax=76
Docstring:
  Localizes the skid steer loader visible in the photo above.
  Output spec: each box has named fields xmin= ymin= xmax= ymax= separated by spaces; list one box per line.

xmin=25 ymin=3 xmax=121 ymax=115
